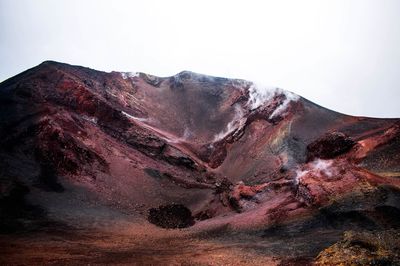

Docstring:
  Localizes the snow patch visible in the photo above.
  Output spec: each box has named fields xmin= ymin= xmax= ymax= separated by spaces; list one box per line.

xmin=82 ymin=115 xmax=98 ymax=124
xmin=121 ymin=111 xmax=147 ymax=122
xmin=121 ymin=72 xmax=140 ymax=79
xmin=106 ymin=90 xmax=117 ymax=97
xmin=247 ymin=82 xmax=299 ymax=118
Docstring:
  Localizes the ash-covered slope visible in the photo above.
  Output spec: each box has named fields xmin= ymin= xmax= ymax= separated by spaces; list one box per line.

xmin=1 ymin=61 xmax=400 ymax=264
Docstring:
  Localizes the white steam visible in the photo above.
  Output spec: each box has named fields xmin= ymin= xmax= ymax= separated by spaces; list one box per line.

xmin=294 ymin=159 xmax=338 ymax=184
xmin=311 ymin=159 xmax=337 ymax=177
xmin=182 ymin=127 xmax=192 ymax=139
xmin=294 ymin=169 xmax=309 ymax=185
xmin=247 ymin=82 xmax=299 ymax=118
xmin=213 ymin=104 xmax=246 ymax=141
xmin=270 ymin=90 xmax=300 ymax=118
xmin=248 ymin=82 xmax=277 ymax=110
xmin=81 ymin=115 xmax=98 ymax=124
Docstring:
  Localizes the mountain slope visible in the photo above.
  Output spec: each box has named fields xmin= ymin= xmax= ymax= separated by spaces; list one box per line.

xmin=1 ymin=61 xmax=399 ymax=265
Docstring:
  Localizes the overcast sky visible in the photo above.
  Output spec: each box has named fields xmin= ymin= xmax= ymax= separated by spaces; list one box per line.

xmin=1 ymin=0 xmax=399 ymax=117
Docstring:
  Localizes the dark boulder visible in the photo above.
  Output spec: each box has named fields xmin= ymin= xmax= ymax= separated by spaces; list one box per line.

xmin=147 ymin=204 xmax=195 ymax=229
xmin=306 ymin=132 xmax=356 ymax=161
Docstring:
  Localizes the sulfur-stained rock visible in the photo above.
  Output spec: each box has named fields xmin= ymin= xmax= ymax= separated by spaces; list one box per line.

xmin=315 ymin=230 xmax=400 ymax=265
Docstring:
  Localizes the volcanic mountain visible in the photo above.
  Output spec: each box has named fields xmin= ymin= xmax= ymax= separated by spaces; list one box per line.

xmin=1 ymin=61 xmax=399 ymax=265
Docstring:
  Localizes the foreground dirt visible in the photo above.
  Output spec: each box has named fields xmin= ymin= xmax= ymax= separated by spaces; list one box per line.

xmin=0 ymin=226 xmax=277 ymax=265
xmin=0 ymin=219 xmax=349 ymax=266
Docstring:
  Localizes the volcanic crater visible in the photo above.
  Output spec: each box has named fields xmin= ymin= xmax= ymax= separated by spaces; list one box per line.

xmin=1 ymin=61 xmax=399 ymax=265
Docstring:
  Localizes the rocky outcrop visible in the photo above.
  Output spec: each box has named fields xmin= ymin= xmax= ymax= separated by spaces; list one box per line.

xmin=228 ymin=181 xmax=268 ymax=212
xmin=161 ymin=145 xmax=197 ymax=169
xmin=306 ymin=132 xmax=356 ymax=161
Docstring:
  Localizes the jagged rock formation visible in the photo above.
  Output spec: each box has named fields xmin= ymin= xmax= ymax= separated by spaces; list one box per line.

xmin=0 ymin=61 xmax=399 ymax=265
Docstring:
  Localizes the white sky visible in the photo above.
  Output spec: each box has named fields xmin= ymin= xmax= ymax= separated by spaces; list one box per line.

xmin=1 ymin=0 xmax=399 ymax=117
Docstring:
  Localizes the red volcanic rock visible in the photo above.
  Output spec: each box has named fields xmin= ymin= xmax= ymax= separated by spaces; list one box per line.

xmin=351 ymin=122 xmax=400 ymax=162
xmin=228 ymin=181 xmax=269 ymax=212
xmin=200 ymin=141 xmax=229 ymax=169
xmin=306 ymin=132 xmax=356 ymax=161
xmin=295 ymin=159 xmax=353 ymax=206
xmin=34 ymin=118 xmax=108 ymax=176
xmin=231 ymin=181 xmax=268 ymax=199
xmin=125 ymin=130 xmax=166 ymax=156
